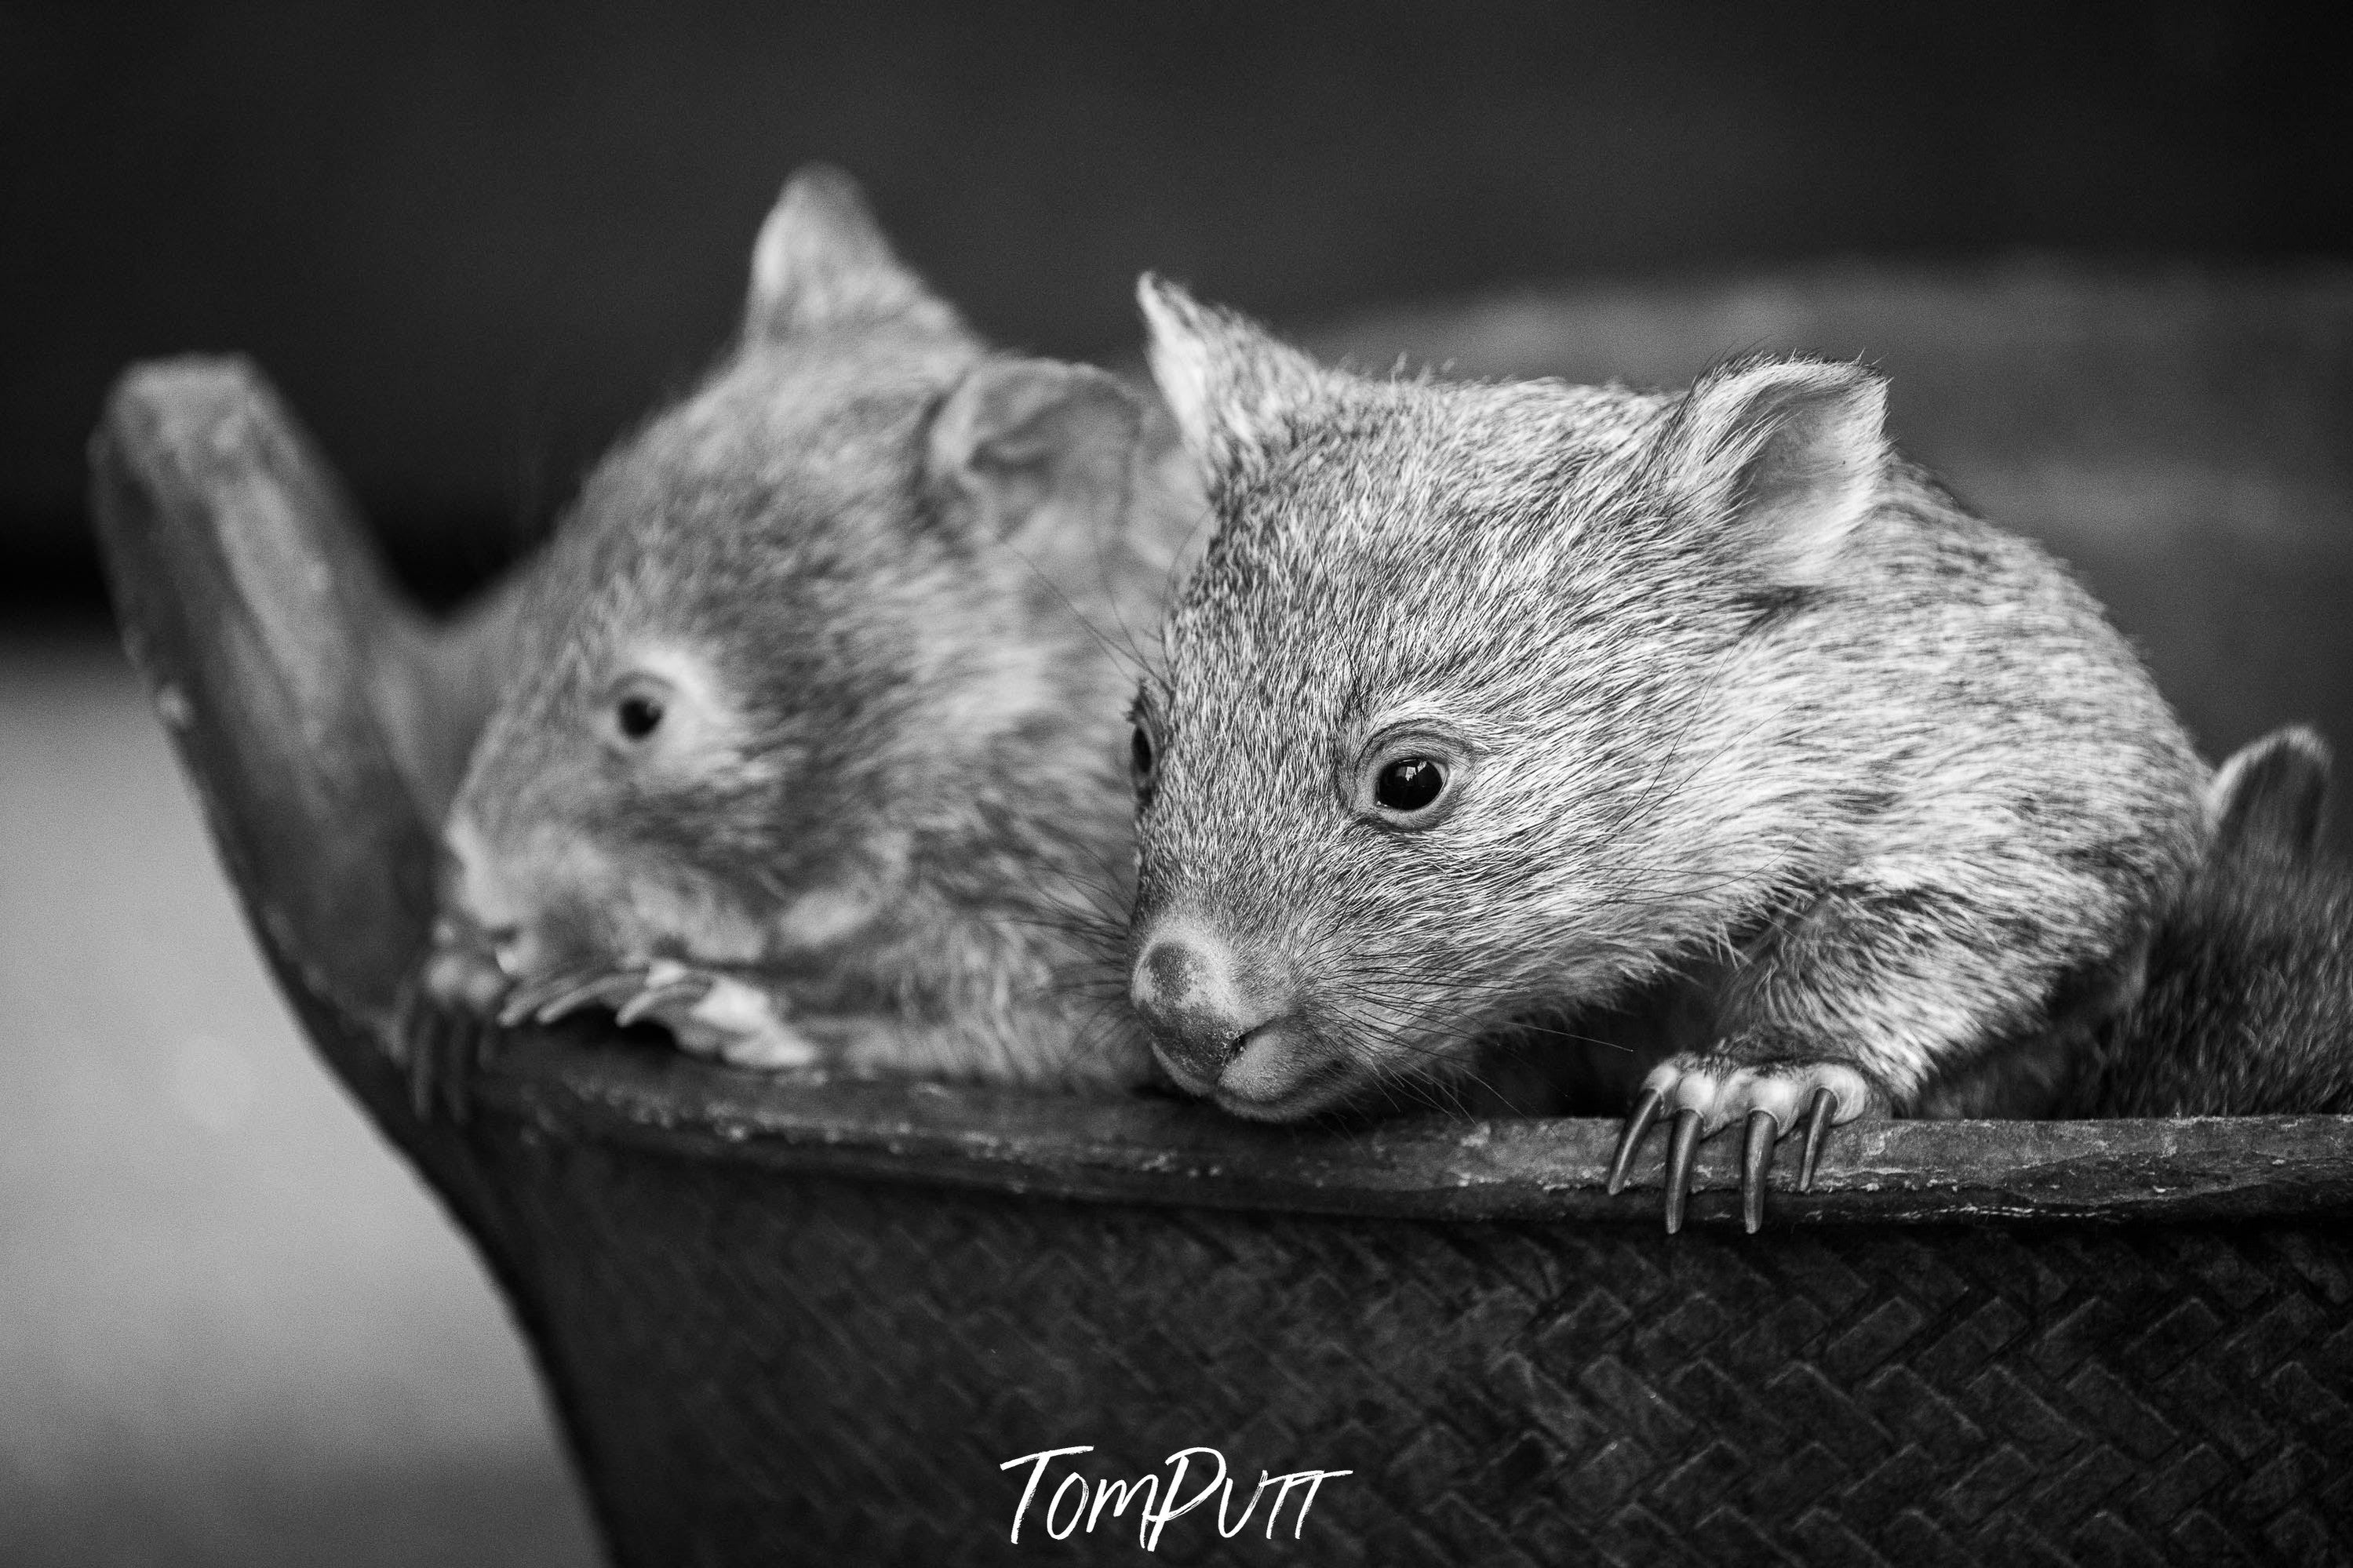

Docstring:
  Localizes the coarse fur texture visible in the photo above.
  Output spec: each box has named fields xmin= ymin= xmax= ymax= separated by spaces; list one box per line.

xmin=428 ymin=168 xmax=1199 ymax=1089
xmin=1124 ymin=278 xmax=2209 ymax=1138
xmin=2068 ymin=726 xmax=2353 ymax=1115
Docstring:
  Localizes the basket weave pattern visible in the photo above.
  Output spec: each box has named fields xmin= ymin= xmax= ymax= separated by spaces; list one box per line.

xmin=500 ymin=1137 xmax=2353 ymax=1565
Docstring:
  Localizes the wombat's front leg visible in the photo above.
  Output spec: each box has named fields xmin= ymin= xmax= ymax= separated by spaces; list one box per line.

xmin=1606 ymin=865 xmax=2141 ymax=1232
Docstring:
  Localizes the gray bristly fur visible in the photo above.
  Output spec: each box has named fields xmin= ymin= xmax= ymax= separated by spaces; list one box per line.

xmin=436 ymin=168 xmax=1200 ymax=1090
xmin=2066 ymin=726 xmax=2353 ymax=1116
xmin=1129 ymin=278 xmax=2209 ymax=1123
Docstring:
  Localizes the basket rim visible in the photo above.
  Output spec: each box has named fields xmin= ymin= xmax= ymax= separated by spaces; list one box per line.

xmin=457 ymin=1023 xmax=2353 ymax=1228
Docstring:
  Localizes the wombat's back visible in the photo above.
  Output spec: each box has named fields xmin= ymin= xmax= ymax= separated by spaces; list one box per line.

xmin=2073 ymin=728 xmax=2353 ymax=1116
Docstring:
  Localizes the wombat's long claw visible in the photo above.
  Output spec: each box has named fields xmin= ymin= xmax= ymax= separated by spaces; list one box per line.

xmin=399 ymin=980 xmax=439 ymax=1121
xmin=1740 ymin=1109 xmax=1778 ymax=1233
xmin=616 ymin=977 xmax=712 ymax=1029
xmin=440 ymin=1012 xmax=477 ymax=1126
xmin=1798 ymin=1086 xmax=1836 ymax=1192
xmin=496 ymin=966 xmax=624 ymax=1028
xmin=397 ymin=984 xmax=482 ymax=1124
xmin=1607 ymin=1088 xmax=1665 ymax=1195
xmin=1663 ymin=1107 xmax=1705 ymax=1234
xmin=534 ymin=973 xmax=647 ymax=1024
xmin=497 ymin=971 xmax=576 ymax=1028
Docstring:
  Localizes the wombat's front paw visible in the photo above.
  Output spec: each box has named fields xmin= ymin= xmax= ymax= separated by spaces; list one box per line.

xmin=491 ymin=959 xmax=819 ymax=1070
xmin=615 ymin=962 xmax=821 ymax=1071
xmin=1604 ymin=1050 xmax=1885 ymax=1235
xmin=422 ymin=930 xmax=512 ymax=1013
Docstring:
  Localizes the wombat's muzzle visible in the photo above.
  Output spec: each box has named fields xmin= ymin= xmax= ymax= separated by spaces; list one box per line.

xmin=441 ymin=809 xmax=607 ymax=987
xmin=1129 ymin=910 xmax=1317 ymax=1111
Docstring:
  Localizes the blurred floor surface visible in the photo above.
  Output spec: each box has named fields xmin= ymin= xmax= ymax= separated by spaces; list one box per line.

xmin=0 ymin=627 xmax=601 ymax=1567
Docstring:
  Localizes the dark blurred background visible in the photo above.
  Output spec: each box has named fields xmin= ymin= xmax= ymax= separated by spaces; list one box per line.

xmin=5 ymin=0 xmax=2348 ymax=609
xmin=3 ymin=4 xmax=2350 ymax=1563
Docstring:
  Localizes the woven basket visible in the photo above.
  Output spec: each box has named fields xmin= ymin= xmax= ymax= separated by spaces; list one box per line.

xmin=90 ymin=268 xmax=2353 ymax=1565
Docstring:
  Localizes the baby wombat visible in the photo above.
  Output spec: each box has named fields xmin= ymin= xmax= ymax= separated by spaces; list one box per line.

xmin=425 ymin=169 xmax=1191 ymax=1091
xmin=2069 ymin=726 xmax=2353 ymax=1116
xmin=1122 ymin=278 xmax=2207 ymax=1228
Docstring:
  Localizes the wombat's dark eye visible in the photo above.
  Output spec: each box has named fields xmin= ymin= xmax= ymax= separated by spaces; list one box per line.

xmin=1353 ymin=728 xmax=1471 ymax=827
xmin=617 ymin=693 xmax=664 ymax=740
xmin=1129 ymin=722 xmax=1157 ymax=791
xmin=600 ymin=668 xmax=687 ymax=758
xmin=1375 ymin=756 xmax=1446 ymax=813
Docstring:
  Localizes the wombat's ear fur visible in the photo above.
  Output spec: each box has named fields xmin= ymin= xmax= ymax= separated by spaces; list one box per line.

xmin=746 ymin=165 xmax=962 ymax=340
xmin=1663 ymin=357 xmax=1889 ymax=587
xmin=925 ymin=358 xmax=1142 ymax=553
xmin=1138 ymin=275 xmax=1324 ymax=479
xmin=2206 ymin=725 xmax=2332 ymax=862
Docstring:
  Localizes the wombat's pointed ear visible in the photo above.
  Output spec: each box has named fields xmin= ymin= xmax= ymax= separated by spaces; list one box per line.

xmin=2206 ymin=725 xmax=2332 ymax=862
xmin=926 ymin=358 xmax=1143 ymax=553
xmin=1666 ymin=357 xmax=1889 ymax=587
xmin=746 ymin=166 xmax=962 ymax=339
xmin=1138 ymin=275 xmax=1323 ymax=478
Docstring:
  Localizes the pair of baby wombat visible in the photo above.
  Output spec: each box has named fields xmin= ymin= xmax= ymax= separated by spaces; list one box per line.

xmin=429 ymin=166 xmax=2349 ymax=1228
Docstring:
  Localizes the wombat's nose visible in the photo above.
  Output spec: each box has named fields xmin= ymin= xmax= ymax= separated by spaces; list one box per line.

xmin=442 ymin=814 xmax=549 ymax=977
xmin=1130 ymin=915 xmax=1292 ymax=1093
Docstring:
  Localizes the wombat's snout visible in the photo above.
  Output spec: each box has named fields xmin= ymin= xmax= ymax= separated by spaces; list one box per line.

xmin=1130 ymin=912 xmax=1319 ymax=1114
xmin=442 ymin=811 xmax=557 ymax=980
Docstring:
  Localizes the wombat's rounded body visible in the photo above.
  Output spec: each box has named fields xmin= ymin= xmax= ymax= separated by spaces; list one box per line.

xmin=1122 ymin=281 xmax=2208 ymax=1221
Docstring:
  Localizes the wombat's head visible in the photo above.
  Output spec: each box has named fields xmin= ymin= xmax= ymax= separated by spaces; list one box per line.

xmin=1124 ymin=279 xmax=1890 ymax=1119
xmin=442 ymin=169 xmax=1144 ymax=995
